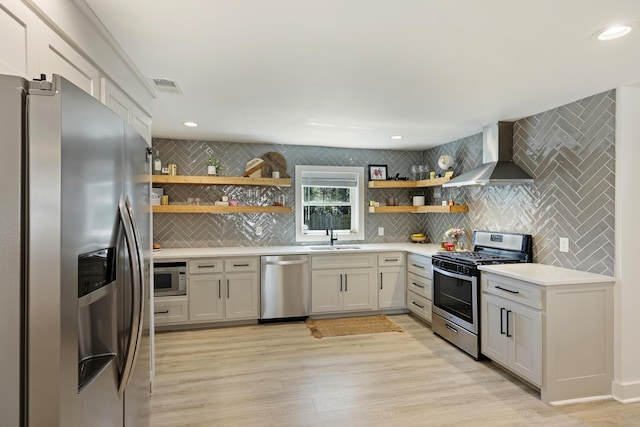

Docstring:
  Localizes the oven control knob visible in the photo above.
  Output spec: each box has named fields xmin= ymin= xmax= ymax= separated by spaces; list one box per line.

xmin=464 ymin=266 xmax=471 ymax=275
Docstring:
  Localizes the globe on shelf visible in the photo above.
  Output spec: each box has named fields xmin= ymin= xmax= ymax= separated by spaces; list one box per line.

xmin=438 ymin=154 xmax=454 ymax=171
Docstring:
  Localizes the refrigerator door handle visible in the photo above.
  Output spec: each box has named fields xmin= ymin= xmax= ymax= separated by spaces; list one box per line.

xmin=117 ymin=196 xmax=143 ymax=396
xmin=125 ymin=196 xmax=146 ymax=347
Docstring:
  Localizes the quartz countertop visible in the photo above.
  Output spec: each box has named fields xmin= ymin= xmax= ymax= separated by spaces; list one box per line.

xmin=152 ymin=242 xmax=442 ymax=260
xmin=478 ymin=263 xmax=615 ymax=286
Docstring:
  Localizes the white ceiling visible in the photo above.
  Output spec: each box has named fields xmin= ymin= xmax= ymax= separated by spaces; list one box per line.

xmin=85 ymin=0 xmax=640 ymax=150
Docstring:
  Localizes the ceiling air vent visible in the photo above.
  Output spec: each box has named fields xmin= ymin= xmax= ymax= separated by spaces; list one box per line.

xmin=149 ymin=77 xmax=183 ymax=94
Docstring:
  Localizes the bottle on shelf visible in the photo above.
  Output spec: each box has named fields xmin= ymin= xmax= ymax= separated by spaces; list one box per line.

xmin=152 ymin=150 xmax=162 ymax=175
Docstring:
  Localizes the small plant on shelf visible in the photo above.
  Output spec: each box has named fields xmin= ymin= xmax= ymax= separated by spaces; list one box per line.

xmin=206 ymin=157 xmax=222 ymax=176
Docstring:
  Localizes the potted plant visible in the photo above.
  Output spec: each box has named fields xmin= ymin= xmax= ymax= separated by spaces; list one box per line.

xmin=207 ymin=157 xmax=221 ymax=176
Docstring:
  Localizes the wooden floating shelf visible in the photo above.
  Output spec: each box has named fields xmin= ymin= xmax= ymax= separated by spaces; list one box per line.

xmin=153 ymin=205 xmax=292 ymax=214
xmin=152 ymin=175 xmax=291 ymax=187
xmin=367 ymin=177 xmax=452 ymax=188
xmin=368 ymin=205 xmax=468 ymax=214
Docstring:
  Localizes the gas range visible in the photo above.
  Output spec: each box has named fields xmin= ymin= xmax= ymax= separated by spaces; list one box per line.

xmin=430 ymin=230 xmax=532 ymax=360
xmin=432 ymin=231 xmax=532 ymax=274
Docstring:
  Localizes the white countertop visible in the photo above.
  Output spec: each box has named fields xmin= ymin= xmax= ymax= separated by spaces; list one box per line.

xmin=478 ymin=263 xmax=615 ymax=286
xmin=153 ymin=242 xmax=442 ymax=260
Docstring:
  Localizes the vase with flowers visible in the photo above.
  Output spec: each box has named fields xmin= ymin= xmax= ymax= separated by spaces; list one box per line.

xmin=444 ymin=227 xmax=465 ymax=251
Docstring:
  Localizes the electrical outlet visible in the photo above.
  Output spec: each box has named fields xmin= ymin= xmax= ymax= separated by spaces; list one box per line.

xmin=378 ymin=227 xmax=384 ymax=236
xmin=559 ymin=237 xmax=569 ymax=253
xmin=256 ymin=226 xmax=263 ymax=236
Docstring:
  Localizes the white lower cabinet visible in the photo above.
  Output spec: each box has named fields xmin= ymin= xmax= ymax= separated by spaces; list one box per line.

xmin=154 ymin=296 xmax=189 ymax=325
xmin=480 ymin=267 xmax=614 ymax=404
xmin=224 ymin=272 xmax=260 ymax=320
xmin=189 ymin=273 xmax=224 ymax=322
xmin=152 ymin=257 xmax=260 ymax=327
xmin=311 ymin=268 xmax=375 ymax=313
xmin=310 ymin=254 xmax=376 ymax=314
xmin=406 ymin=254 xmax=432 ymax=322
xmin=189 ymin=258 xmax=259 ymax=323
xmin=482 ymin=293 xmax=542 ymax=386
xmin=377 ymin=252 xmax=406 ymax=309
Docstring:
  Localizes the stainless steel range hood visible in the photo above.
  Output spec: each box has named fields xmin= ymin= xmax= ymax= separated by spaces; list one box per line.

xmin=442 ymin=121 xmax=534 ymax=187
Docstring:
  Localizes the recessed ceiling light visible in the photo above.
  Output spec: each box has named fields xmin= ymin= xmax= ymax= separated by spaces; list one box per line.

xmin=390 ymin=135 xmax=403 ymax=140
xmin=183 ymin=121 xmax=198 ymax=127
xmin=594 ymin=24 xmax=633 ymax=41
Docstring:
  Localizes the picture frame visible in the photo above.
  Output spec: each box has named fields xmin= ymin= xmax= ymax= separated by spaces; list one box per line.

xmin=368 ymin=164 xmax=387 ymax=181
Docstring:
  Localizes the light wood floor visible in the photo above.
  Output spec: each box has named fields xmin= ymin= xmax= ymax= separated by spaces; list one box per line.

xmin=151 ymin=314 xmax=640 ymax=426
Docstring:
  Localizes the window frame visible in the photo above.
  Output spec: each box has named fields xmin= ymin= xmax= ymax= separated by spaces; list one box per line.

xmin=295 ymin=165 xmax=365 ymax=243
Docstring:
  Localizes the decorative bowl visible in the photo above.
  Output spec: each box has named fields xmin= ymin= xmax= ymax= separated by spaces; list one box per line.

xmin=410 ymin=235 xmax=427 ymax=243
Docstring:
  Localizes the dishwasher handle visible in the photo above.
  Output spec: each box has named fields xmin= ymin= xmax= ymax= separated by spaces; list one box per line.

xmin=264 ymin=260 xmax=308 ymax=266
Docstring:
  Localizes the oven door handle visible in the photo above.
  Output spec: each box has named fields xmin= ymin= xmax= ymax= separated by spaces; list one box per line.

xmin=433 ymin=266 xmax=476 ymax=283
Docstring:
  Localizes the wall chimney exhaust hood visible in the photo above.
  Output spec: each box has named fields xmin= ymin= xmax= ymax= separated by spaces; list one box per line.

xmin=442 ymin=121 xmax=533 ymax=188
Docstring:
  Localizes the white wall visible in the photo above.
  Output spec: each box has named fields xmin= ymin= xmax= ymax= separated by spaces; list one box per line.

xmin=613 ymin=86 xmax=640 ymax=402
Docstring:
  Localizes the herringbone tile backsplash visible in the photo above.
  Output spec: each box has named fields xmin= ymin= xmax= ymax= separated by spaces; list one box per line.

xmin=152 ymin=141 xmax=426 ymax=247
xmin=423 ymin=90 xmax=615 ymax=275
xmin=153 ymin=90 xmax=614 ymax=275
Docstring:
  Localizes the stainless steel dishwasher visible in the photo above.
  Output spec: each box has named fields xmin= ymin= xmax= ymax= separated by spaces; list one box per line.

xmin=260 ymin=255 xmax=309 ymax=320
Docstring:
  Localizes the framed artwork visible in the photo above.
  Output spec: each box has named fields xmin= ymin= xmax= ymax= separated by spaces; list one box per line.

xmin=368 ymin=164 xmax=387 ymax=181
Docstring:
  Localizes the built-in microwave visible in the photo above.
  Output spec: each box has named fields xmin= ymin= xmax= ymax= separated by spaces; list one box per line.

xmin=153 ymin=261 xmax=187 ymax=297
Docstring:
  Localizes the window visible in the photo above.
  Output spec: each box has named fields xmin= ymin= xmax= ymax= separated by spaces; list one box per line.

xmin=295 ymin=165 xmax=365 ymax=243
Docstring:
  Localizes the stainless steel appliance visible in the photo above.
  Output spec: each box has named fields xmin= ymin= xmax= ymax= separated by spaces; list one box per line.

xmin=261 ymin=255 xmax=310 ymax=320
xmin=431 ymin=231 xmax=532 ymax=359
xmin=0 ymin=74 xmax=151 ymax=426
xmin=153 ymin=261 xmax=187 ymax=296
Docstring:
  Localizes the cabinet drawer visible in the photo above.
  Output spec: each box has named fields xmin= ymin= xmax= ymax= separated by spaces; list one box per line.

xmin=378 ymin=252 xmax=405 ymax=266
xmin=482 ymin=274 xmax=543 ymax=310
xmin=407 ymin=254 xmax=432 ymax=278
xmin=189 ymin=259 xmax=223 ymax=274
xmin=407 ymin=272 xmax=431 ymax=300
xmin=225 ymin=257 xmax=258 ymax=272
xmin=154 ymin=297 xmax=189 ymax=324
xmin=311 ymin=254 xmax=375 ymax=269
xmin=407 ymin=291 xmax=432 ymax=322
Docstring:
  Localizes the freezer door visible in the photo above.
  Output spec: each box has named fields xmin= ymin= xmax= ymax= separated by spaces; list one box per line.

xmin=28 ymin=75 xmax=125 ymax=426
xmin=0 ymin=74 xmax=28 ymax=427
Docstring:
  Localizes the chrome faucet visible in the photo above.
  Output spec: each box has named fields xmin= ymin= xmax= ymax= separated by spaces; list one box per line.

xmin=325 ymin=213 xmax=337 ymax=246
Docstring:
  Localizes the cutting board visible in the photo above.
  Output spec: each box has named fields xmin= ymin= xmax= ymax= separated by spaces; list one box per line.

xmin=243 ymin=158 xmax=265 ymax=177
xmin=261 ymin=152 xmax=288 ymax=178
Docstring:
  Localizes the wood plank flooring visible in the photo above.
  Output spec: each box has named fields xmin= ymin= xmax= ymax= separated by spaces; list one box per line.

xmin=151 ymin=314 xmax=640 ymax=426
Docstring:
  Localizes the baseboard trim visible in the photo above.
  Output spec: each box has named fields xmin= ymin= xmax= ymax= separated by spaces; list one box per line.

xmin=612 ymin=380 xmax=640 ymax=403
xmin=549 ymin=395 xmax=612 ymax=406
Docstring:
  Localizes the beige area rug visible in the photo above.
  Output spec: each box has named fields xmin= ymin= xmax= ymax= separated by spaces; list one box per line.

xmin=305 ymin=315 xmax=404 ymax=338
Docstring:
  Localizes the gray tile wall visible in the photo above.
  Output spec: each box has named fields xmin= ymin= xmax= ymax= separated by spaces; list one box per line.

xmin=152 ymin=141 xmax=427 ymax=247
xmin=422 ymin=90 xmax=615 ymax=275
xmin=153 ymin=90 xmax=615 ymax=275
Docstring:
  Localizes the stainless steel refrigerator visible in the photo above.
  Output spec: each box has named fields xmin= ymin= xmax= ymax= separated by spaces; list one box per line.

xmin=0 ymin=74 xmax=151 ymax=426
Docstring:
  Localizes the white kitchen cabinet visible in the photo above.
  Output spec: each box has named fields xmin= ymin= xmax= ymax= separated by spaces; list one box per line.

xmin=310 ymin=254 xmax=376 ymax=315
xmin=154 ymin=296 xmax=189 ymax=325
xmin=378 ymin=252 xmax=406 ymax=309
xmin=101 ymin=77 xmax=153 ymax=143
xmin=0 ymin=0 xmax=39 ymax=78
xmin=224 ymin=272 xmax=259 ymax=320
xmin=39 ymin=26 xmax=100 ymax=98
xmin=311 ymin=268 xmax=376 ymax=314
xmin=482 ymin=292 xmax=542 ymax=386
xmin=183 ymin=257 xmax=259 ymax=325
xmin=480 ymin=265 xmax=614 ymax=404
xmin=189 ymin=273 xmax=224 ymax=322
xmin=406 ymin=254 xmax=432 ymax=323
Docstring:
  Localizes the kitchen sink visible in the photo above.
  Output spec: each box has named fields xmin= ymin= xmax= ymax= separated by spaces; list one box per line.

xmin=306 ymin=245 xmax=362 ymax=251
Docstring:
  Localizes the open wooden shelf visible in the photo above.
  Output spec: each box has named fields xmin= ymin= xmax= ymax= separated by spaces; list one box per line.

xmin=153 ymin=205 xmax=292 ymax=214
xmin=367 ymin=177 xmax=452 ymax=189
xmin=368 ymin=205 xmax=468 ymax=214
xmin=152 ymin=175 xmax=291 ymax=187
